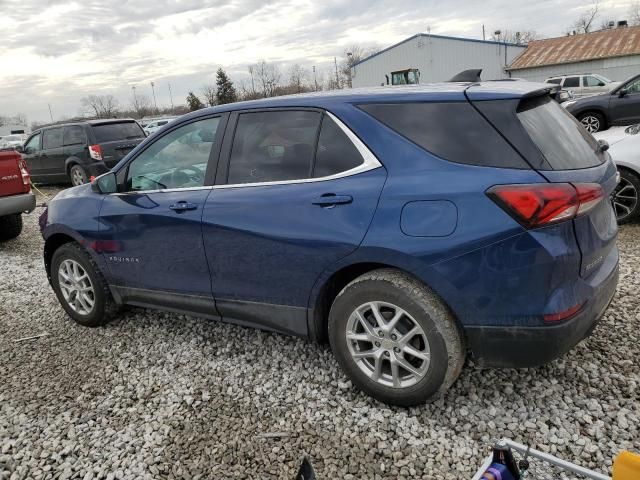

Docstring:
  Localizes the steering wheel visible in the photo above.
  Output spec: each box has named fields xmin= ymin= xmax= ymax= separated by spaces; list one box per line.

xmin=170 ymin=166 xmax=204 ymax=188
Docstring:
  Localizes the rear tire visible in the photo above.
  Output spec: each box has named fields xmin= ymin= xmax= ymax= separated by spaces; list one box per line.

xmin=0 ymin=214 xmax=23 ymax=241
xmin=328 ymin=269 xmax=465 ymax=406
xmin=578 ymin=111 xmax=606 ymax=133
xmin=613 ymin=169 xmax=640 ymax=224
xmin=69 ymin=164 xmax=88 ymax=186
xmin=51 ymin=242 xmax=118 ymax=327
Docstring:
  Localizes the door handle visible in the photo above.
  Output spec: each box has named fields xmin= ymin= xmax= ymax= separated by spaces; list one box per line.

xmin=312 ymin=194 xmax=353 ymax=207
xmin=169 ymin=201 xmax=198 ymax=212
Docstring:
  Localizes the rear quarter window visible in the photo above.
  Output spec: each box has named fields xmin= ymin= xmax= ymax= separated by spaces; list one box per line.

xmin=358 ymin=102 xmax=529 ymax=169
xmin=516 ymin=95 xmax=602 ymax=170
xmin=92 ymin=122 xmax=145 ymax=143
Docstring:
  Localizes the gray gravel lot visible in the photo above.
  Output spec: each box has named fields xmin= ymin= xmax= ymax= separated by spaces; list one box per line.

xmin=1 ymin=186 xmax=639 ymax=479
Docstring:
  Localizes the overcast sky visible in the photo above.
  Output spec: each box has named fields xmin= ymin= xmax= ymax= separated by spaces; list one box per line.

xmin=0 ymin=0 xmax=635 ymax=124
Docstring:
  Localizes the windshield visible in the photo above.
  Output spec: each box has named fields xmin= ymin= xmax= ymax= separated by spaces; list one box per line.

xmin=517 ymin=95 xmax=603 ymax=170
xmin=92 ymin=121 xmax=145 ymax=143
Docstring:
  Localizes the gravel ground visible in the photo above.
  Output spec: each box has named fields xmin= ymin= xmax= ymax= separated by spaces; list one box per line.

xmin=1 ymin=185 xmax=639 ymax=480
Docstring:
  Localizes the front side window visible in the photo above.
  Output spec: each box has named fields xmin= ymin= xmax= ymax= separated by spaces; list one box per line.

xmin=126 ymin=117 xmax=220 ymax=191
xmin=624 ymin=78 xmax=640 ymax=94
xmin=584 ymin=76 xmax=605 ymax=87
xmin=313 ymin=116 xmax=363 ymax=178
xmin=23 ymin=133 xmax=41 ymax=153
xmin=42 ymin=128 xmax=63 ymax=149
xmin=563 ymin=77 xmax=579 ymax=88
xmin=227 ymin=110 xmax=321 ymax=184
xmin=63 ymin=126 xmax=85 ymax=146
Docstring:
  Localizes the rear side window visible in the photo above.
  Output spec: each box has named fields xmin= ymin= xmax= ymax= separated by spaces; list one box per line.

xmin=517 ymin=95 xmax=602 ymax=170
xmin=313 ymin=116 xmax=363 ymax=178
xmin=63 ymin=126 xmax=85 ymax=146
xmin=92 ymin=122 xmax=145 ymax=143
xmin=359 ymin=102 xmax=529 ymax=169
xmin=42 ymin=128 xmax=63 ymax=149
xmin=227 ymin=111 xmax=321 ymax=184
xmin=563 ymin=77 xmax=579 ymax=88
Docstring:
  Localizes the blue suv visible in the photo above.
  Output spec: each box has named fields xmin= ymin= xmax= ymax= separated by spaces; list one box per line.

xmin=40 ymin=82 xmax=619 ymax=406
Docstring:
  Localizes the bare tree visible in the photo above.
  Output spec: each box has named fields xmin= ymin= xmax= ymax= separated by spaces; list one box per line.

xmin=253 ymin=60 xmax=281 ymax=97
xmin=569 ymin=0 xmax=600 ymax=34
xmin=288 ymin=64 xmax=308 ymax=93
xmin=630 ymin=1 xmax=640 ymax=26
xmin=201 ymin=83 xmax=217 ymax=107
xmin=491 ymin=30 xmax=539 ymax=44
xmin=340 ymin=44 xmax=378 ymax=88
xmin=130 ymin=94 xmax=152 ymax=119
xmin=80 ymin=95 xmax=119 ymax=118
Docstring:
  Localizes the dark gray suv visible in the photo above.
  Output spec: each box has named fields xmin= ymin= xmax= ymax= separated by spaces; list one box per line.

xmin=20 ymin=119 xmax=146 ymax=186
xmin=564 ymin=73 xmax=640 ymax=132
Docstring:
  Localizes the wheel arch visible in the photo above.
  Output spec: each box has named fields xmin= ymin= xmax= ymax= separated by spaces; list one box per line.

xmin=575 ymin=107 xmax=609 ymax=127
xmin=44 ymin=233 xmax=76 ymax=278
xmin=64 ymin=156 xmax=83 ymax=176
xmin=307 ymin=259 xmax=464 ymax=344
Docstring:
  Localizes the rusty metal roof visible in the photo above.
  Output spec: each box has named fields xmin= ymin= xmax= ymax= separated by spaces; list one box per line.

xmin=508 ymin=26 xmax=640 ymax=70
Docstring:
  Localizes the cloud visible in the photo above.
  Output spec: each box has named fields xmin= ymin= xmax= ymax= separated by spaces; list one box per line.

xmin=0 ymin=0 xmax=635 ymax=122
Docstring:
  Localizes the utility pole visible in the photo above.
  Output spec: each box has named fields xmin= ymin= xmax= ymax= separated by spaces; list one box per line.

xmin=47 ymin=104 xmax=54 ymax=122
xmin=132 ymin=85 xmax=137 ymax=103
xmin=334 ymin=57 xmax=340 ymax=89
xmin=168 ymin=83 xmax=174 ymax=110
xmin=482 ymin=24 xmax=486 ymax=41
xmin=150 ymin=81 xmax=158 ymax=113
xmin=312 ymin=66 xmax=318 ymax=91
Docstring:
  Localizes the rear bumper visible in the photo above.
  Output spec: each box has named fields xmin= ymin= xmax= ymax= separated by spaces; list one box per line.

xmin=465 ymin=260 xmax=619 ymax=368
xmin=0 ymin=192 xmax=36 ymax=216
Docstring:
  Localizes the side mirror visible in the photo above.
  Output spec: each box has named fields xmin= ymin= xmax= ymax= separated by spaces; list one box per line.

xmin=91 ymin=171 xmax=117 ymax=194
xmin=14 ymin=145 xmax=24 ymax=153
xmin=597 ymin=139 xmax=610 ymax=153
xmin=619 ymin=88 xmax=629 ymax=98
xmin=598 ymin=82 xmax=605 ymax=87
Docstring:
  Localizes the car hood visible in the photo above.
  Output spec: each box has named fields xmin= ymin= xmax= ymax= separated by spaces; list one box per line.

xmin=594 ymin=126 xmax=632 ymax=146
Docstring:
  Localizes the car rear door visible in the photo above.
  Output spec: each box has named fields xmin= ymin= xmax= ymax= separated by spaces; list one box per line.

xmin=201 ymin=109 xmax=386 ymax=335
xmin=90 ymin=121 xmax=146 ymax=169
xmin=98 ymin=115 xmax=225 ymax=313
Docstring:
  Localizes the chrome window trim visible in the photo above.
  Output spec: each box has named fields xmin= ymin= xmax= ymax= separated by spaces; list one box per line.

xmin=111 ymin=111 xmax=382 ymax=196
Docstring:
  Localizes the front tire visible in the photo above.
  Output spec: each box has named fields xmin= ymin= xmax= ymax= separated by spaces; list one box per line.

xmin=328 ymin=269 xmax=465 ymax=406
xmin=69 ymin=164 xmax=88 ymax=186
xmin=613 ymin=169 xmax=640 ymax=224
xmin=0 ymin=214 xmax=23 ymax=241
xmin=578 ymin=111 xmax=606 ymax=133
xmin=51 ymin=242 xmax=117 ymax=327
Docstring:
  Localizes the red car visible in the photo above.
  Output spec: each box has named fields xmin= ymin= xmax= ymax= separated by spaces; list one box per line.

xmin=0 ymin=150 xmax=35 ymax=240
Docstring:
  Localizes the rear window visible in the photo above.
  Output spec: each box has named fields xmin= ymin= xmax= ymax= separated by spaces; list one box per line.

xmin=92 ymin=122 xmax=144 ymax=143
xmin=517 ymin=95 xmax=602 ymax=170
xmin=359 ymin=102 xmax=529 ymax=169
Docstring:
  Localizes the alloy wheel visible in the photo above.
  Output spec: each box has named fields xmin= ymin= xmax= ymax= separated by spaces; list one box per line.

xmin=58 ymin=259 xmax=95 ymax=315
xmin=612 ymin=177 xmax=638 ymax=222
xmin=345 ymin=301 xmax=430 ymax=389
xmin=580 ymin=115 xmax=600 ymax=133
xmin=71 ymin=167 xmax=86 ymax=186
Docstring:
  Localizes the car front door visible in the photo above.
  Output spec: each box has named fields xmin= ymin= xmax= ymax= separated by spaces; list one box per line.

xmin=40 ymin=127 xmax=67 ymax=181
xmin=98 ymin=115 xmax=226 ymax=315
xmin=609 ymin=77 xmax=640 ymax=125
xmin=21 ymin=132 xmax=43 ymax=179
xmin=563 ymin=76 xmax=581 ymax=96
xmin=201 ymin=109 xmax=387 ymax=336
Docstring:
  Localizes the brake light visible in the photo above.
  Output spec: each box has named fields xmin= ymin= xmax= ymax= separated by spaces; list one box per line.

xmin=18 ymin=157 xmax=30 ymax=186
xmin=487 ymin=183 xmax=604 ymax=228
xmin=89 ymin=144 xmax=103 ymax=161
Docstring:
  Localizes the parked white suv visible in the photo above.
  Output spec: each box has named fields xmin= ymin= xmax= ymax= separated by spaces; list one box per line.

xmin=143 ymin=118 xmax=176 ymax=136
xmin=545 ymin=74 xmax=620 ymax=98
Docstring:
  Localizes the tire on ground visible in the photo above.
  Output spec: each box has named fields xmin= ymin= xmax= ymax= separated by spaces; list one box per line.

xmin=0 ymin=214 xmax=23 ymax=241
xmin=328 ymin=268 xmax=465 ymax=406
xmin=615 ymin=169 xmax=640 ymax=224
xmin=69 ymin=164 xmax=88 ymax=186
xmin=50 ymin=242 xmax=118 ymax=327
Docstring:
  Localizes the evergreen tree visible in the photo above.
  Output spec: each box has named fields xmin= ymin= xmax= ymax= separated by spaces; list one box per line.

xmin=215 ymin=68 xmax=238 ymax=105
xmin=186 ymin=92 xmax=204 ymax=111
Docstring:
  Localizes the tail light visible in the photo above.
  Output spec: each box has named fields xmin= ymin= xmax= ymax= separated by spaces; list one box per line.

xmin=18 ymin=156 xmax=30 ymax=187
xmin=487 ymin=183 xmax=604 ymax=228
xmin=88 ymin=144 xmax=103 ymax=161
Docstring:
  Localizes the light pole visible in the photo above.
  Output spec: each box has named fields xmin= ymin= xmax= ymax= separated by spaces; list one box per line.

xmin=168 ymin=83 xmax=174 ymax=110
xmin=346 ymin=52 xmax=353 ymax=88
xmin=312 ymin=66 xmax=318 ymax=91
xmin=150 ymin=82 xmax=158 ymax=113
